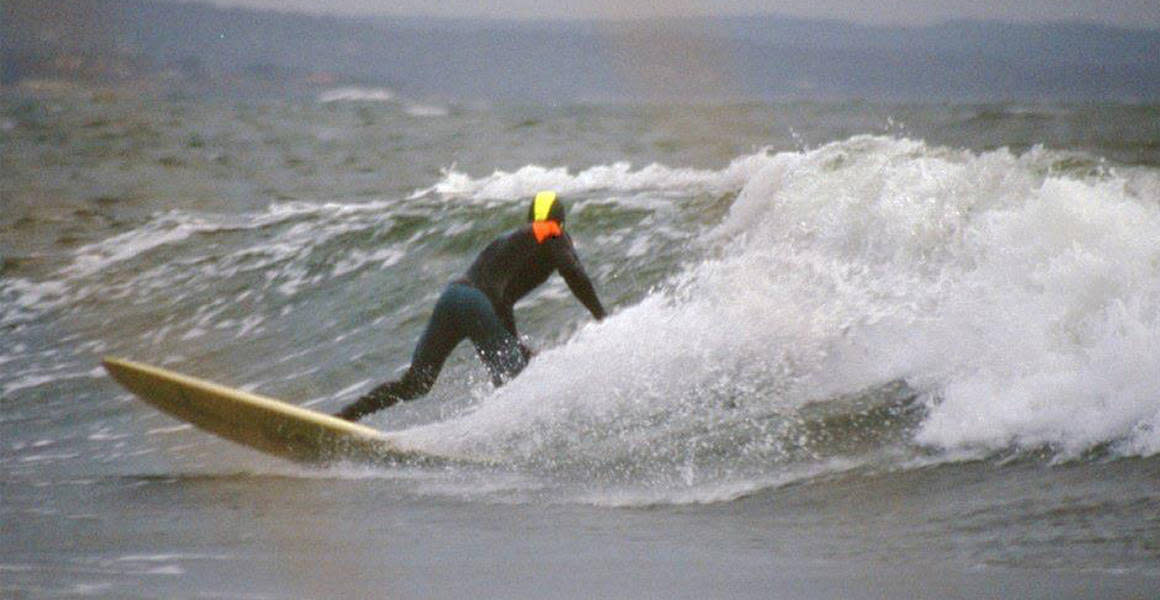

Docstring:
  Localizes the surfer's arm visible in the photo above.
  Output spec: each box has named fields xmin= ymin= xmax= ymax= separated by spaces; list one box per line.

xmin=548 ymin=236 xmax=606 ymax=321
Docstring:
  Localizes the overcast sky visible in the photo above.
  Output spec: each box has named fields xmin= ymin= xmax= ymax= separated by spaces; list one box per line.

xmin=193 ymin=0 xmax=1160 ymax=29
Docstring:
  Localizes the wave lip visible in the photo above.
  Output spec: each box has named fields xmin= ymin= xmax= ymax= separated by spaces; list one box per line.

xmin=409 ymin=152 xmax=772 ymax=201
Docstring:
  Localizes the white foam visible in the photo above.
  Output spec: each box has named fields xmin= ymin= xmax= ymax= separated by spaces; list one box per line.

xmin=402 ymin=136 xmax=1160 ymax=474
xmin=317 ymin=87 xmax=395 ymax=103
xmin=61 ymin=214 xmax=204 ymax=279
xmin=331 ymin=247 xmax=404 ymax=277
xmin=410 ymin=151 xmax=770 ymax=201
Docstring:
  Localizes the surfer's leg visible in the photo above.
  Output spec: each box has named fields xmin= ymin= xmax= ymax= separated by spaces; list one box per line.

xmin=457 ymin=288 xmax=528 ymax=387
xmin=336 ymin=286 xmax=466 ymax=421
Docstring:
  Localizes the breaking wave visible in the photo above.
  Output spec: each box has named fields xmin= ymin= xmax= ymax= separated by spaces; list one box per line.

xmin=395 ymin=136 xmax=1160 ymax=500
xmin=5 ymin=134 xmax=1159 ymax=502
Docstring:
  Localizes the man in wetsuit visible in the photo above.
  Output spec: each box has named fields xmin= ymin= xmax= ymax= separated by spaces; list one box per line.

xmin=336 ymin=191 xmax=606 ymax=422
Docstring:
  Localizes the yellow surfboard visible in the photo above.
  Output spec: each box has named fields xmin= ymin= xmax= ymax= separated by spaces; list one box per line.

xmin=103 ymin=357 xmax=464 ymax=465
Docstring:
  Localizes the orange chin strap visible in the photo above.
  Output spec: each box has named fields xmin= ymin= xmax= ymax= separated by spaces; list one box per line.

xmin=532 ymin=220 xmax=562 ymax=243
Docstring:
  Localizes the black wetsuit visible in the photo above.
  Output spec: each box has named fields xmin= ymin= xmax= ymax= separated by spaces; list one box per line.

xmin=336 ymin=224 xmax=605 ymax=421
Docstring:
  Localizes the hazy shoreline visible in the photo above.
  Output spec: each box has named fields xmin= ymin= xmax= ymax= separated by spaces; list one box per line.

xmin=5 ymin=0 xmax=1158 ymax=103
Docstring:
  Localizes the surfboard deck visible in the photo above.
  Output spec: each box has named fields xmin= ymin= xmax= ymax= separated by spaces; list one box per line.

xmin=103 ymin=357 xmax=466 ymax=465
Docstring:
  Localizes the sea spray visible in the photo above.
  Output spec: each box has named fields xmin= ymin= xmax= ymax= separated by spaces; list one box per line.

xmin=402 ymin=136 xmax=1160 ymax=490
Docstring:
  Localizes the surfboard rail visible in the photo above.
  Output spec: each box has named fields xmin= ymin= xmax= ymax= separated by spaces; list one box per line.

xmin=102 ymin=357 xmax=449 ymax=465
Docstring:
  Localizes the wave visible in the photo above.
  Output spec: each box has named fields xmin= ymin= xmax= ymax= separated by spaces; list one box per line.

xmin=317 ymin=87 xmax=395 ymax=103
xmin=409 ymin=153 xmax=770 ymax=202
xmin=397 ymin=136 xmax=1160 ymax=494
xmin=6 ymin=134 xmax=1159 ymax=499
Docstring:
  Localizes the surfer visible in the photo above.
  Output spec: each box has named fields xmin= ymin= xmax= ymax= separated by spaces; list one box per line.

xmin=336 ymin=191 xmax=606 ymax=421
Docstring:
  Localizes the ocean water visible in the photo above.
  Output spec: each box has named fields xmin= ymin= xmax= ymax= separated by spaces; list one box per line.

xmin=2 ymin=94 xmax=1160 ymax=598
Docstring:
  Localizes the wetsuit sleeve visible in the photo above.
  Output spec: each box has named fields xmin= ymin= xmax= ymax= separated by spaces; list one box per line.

xmin=548 ymin=235 xmax=606 ymax=321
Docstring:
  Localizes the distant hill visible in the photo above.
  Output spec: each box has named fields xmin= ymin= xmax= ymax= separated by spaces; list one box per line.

xmin=3 ymin=0 xmax=1158 ymax=102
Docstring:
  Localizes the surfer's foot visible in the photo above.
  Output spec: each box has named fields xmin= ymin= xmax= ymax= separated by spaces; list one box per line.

xmin=335 ymin=396 xmax=377 ymax=421
xmin=334 ymin=407 xmax=362 ymax=422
